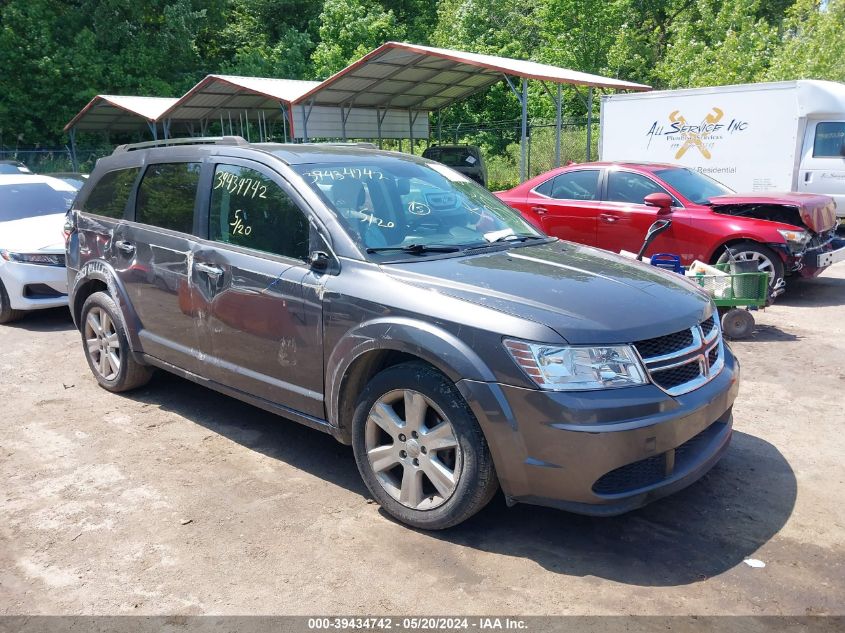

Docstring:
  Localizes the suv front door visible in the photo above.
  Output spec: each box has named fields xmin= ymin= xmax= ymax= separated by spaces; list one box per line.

xmin=192 ymin=159 xmax=325 ymax=418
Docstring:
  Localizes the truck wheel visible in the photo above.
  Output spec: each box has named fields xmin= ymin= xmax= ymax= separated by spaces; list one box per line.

xmin=0 ymin=279 xmax=25 ymax=324
xmin=716 ymin=242 xmax=785 ymax=293
xmin=351 ymin=362 xmax=498 ymax=530
xmin=721 ymin=308 xmax=755 ymax=339
xmin=80 ymin=291 xmax=153 ymax=392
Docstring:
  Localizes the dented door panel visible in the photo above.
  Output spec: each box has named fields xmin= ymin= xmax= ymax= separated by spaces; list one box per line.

xmin=116 ymin=224 xmax=205 ymax=373
xmin=189 ymin=245 xmax=325 ymax=418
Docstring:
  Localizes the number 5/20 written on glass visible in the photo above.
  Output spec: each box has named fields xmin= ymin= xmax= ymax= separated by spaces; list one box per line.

xmin=229 ymin=209 xmax=252 ymax=236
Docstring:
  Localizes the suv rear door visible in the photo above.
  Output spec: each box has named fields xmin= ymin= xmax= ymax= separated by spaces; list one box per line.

xmin=117 ymin=160 xmax=205 ymax=373
xmin=192 ymin=158 xmax=325 ymax=419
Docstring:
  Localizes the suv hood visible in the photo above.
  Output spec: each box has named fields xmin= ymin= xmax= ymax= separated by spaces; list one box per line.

xmin=0 ymin=213 xmax=67 ymax=252
xmin=708 ymin=192 xmax=837 ymax=233
xmin=386 ymin=241 xmax=712 ymax=345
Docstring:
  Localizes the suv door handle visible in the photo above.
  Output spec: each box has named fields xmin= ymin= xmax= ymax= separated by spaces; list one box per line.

xmin=115 ymin=240 xmax=135 ymax=254
xmin=195 ymin=262 xmax=223 ymax=278
xmin=530 ymin=206 xmax=548 ymax=215
xmin=599 ymin=213 xmax=619 ymax=223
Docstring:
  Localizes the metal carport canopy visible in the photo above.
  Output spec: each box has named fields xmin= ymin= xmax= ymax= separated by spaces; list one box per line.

xmin=63 ymin=95 xmax=178 ymax=133
xmin=158 ymin=74 xmax=320 ymax=140
xmin=295 ymin=41 xmax=651 ymax=110
xmin=63 ymin=95 xmax=179 ymax=171
xmin=294 ymin=42 xmax=651 ymax=179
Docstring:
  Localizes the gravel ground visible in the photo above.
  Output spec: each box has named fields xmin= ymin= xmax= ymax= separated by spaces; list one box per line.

xmin=1 ymin=263 xmax=843 ymax=616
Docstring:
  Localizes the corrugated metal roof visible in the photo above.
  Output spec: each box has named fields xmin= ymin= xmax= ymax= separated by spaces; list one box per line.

xmin=295 ymin=41 xmax=651 ymax=109
xmin=65 ymin=44 xmax=650 ymax=134
xmin=160 ymin=74 xmax=321 ymax=121
xmin=63 ymin=95 xmax=178 ymax=132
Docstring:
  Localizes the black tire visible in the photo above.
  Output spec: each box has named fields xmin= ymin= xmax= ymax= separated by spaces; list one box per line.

xmin=716 ymin=241 xmax=785 ymax=294
xmin=80 ymin=291 xmax=153 ymax=392
xmin=351 ymin=362 xmax=498 ymax=530
xmin=721 ymin=308 xmax=755 ymax=339
xmin=0 ymin=278 xmax=26 ymax=324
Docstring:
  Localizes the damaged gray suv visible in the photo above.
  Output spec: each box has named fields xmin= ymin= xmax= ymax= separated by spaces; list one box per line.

xmin=66 ymin=137 xmax=739 ymax=529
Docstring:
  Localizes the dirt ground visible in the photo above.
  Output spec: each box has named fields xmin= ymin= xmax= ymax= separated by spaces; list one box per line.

xmin=1 ymin=264 xmax=843 ymax=617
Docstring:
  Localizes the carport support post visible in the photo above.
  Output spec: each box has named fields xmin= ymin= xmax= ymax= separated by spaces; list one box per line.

xmin=69 ymin=128 xmax=78 ymax=173
xmin=408 ymin=108 xmax=414 ymax=154
xmin=586 ymin=87 xmax=593 ymax=162
xmin=555 ymin=84 xmax=562 ymax=167
xmin=436 ymin=108 xmax=442 ymax=145
xmin=520 ymin=77 xmax=528 ymax=182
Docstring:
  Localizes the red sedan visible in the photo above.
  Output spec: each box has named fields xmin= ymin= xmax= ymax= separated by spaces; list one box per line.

xmin=495 ymin=162 xmax=841 ymax=288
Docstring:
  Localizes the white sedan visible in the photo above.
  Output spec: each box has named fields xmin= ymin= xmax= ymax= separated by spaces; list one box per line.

xmin=0 ymin=174 xmax=78 ymax=323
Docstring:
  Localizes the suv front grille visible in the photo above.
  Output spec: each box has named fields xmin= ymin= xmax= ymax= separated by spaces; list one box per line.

xmin=635 ymin=313 xmax=723 ymax=396
xmin=633 ymin=329 xmax=694 ymax=359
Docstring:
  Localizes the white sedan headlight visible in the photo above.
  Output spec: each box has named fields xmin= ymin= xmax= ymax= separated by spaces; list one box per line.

xmin=504 ymin=339 xmax=648 ymax=390
xmin=0 ymin=250 xmax=65 ymax=266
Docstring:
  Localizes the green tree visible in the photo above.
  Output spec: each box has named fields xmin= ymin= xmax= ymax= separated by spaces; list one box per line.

xmin=654 ymin=0 xmax=779 ymax=88
xmin=767 ymin=0 xmax=845 ymax=82
xmin=311 ymin=0 xmax=406 ymax=78
xmin=214 ymin=0 xmax=318 ymax=79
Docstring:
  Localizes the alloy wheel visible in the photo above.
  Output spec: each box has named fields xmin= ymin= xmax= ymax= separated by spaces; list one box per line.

xmin=727 ymin=250 xmax=776 ymax=280
xmin=84 ymin=307 xmax=121 ymax=380
xmin=364 ymin=389 xmax=462 ymax=510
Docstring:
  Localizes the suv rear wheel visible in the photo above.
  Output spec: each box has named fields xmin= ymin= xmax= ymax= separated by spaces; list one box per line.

xmin=80 ymin=291 xmax=153 ymax=392
xmin=351 ymin=362 xmax=498 ymax=529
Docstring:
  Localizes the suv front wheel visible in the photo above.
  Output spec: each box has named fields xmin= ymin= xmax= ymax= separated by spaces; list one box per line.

xmin=80 ymin=291 xmax=153 ymax=392
xmin=351 ymin=362 xmax=498 ymax=529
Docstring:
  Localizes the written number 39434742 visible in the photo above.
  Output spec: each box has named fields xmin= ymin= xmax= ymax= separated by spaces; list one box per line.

xmin=215 ymin=171 xmax=268 ymax=199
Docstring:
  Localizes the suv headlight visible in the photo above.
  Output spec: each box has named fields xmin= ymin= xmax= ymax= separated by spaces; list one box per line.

xmin=776 ymin=228 xmax=810 ymax=253
xmin=0 ymin=250 xmax=65 ymax=266
xmin=504 ymin=339 xmax=648 ymax=390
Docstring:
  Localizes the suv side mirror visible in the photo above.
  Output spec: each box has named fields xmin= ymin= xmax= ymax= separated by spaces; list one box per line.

xmin=309 ymin=251 xmax=330 ymax=272
xmin=644 ymin=192 xmax=674 ymax=214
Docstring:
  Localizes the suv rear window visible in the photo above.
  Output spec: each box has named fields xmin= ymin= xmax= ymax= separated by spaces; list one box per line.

xmin=135 ymin=163 xmax=200 ymax=233
xmin=83 ymin=167 xmax=139 ymax=218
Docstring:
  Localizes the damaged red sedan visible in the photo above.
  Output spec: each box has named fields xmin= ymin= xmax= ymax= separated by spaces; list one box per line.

xmin=495 ymin=162 xmax=843 ymax=290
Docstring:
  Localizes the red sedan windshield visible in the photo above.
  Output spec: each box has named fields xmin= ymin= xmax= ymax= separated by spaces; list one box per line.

xmin=654 ymin=168 xmax=733 ymax=205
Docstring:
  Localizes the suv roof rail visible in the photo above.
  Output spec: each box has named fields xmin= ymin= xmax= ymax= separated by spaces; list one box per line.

xmin=300 ymin=142 xmax=378 ymax=149
xmin=112 ymin=136 xmax=248 ymax=154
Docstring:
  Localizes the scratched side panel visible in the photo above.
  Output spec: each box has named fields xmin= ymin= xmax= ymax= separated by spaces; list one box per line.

xmin=190 ymin=244 xmax=326 ymax=419
xmin=113 ymin=224 xmax=205 ymax=374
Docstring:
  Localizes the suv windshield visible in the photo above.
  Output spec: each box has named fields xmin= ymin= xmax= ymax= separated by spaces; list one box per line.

xmin=290 ymin=157 xmax=542 ymax=257
xmin=0 ymin=181 xmax=76 ymax=221
xmin=655 ymin=167 xmax=733 ymax=205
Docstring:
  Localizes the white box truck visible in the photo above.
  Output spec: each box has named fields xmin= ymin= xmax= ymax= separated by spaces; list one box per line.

xmin=599 ymin=80 xmax=845 ymax=218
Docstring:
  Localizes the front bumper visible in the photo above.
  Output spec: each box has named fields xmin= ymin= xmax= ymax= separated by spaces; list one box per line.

xmin=456 ymin=347 xmax=739 ymax=515
xmin=808 ymin=238 xmax=845 ymax=268
xmin=0 ymin=261 xmax=68 ymax=311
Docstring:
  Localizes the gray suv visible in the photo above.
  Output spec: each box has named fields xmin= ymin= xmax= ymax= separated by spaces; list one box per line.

xmin=66 ymin=137 xmax=738 ymax=529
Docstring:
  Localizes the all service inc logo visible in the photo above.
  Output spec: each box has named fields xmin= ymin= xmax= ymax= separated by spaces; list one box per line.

xmin=646 ymin=108 xmax=749 ymax=159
